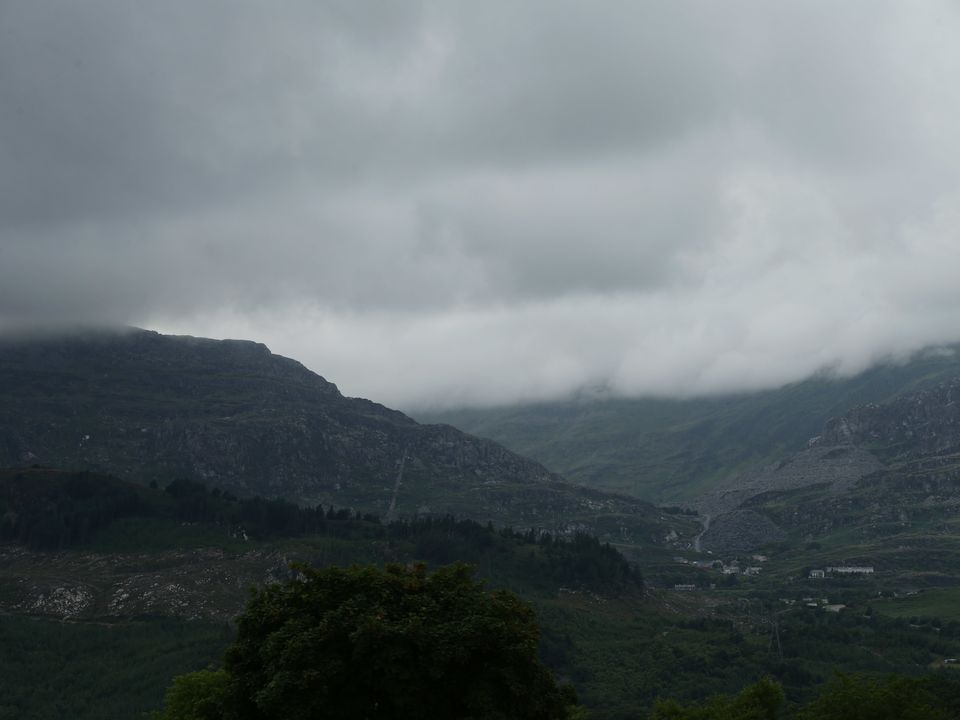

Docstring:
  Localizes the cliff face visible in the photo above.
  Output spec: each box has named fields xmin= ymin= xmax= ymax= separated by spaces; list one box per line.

xmin=0 ymin=329 xmax=686 ymax=543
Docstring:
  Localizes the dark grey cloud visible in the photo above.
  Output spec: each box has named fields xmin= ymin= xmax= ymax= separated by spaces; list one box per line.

xmin=2 ymin=1 xmax=960 ymax=407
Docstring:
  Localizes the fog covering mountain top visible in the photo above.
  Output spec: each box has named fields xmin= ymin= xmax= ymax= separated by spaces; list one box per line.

xmin=424 ymin=345 xmax=960 ymax=502
xmin=3 ymin=2 xmax=960 ymax=408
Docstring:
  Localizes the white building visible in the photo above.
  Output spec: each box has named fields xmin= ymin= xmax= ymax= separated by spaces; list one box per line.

xmin=826 ymin=566 xmax=874 ymax=575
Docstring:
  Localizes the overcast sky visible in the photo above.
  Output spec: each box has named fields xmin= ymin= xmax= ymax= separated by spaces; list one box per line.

xmin=3 ymin=1 xmax=960 ymax=409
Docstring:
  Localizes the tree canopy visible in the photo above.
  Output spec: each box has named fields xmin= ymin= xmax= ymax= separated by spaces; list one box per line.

xmin=156 ymin=562 xmax=578 ymax=720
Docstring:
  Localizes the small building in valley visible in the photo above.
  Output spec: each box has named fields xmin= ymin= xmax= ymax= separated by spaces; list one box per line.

xmin=826 ymin=566 xmax=874 ymax=575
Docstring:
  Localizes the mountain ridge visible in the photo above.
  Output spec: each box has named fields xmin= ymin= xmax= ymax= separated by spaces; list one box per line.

xmin=0 ymin=328 xmax=691 ymax=546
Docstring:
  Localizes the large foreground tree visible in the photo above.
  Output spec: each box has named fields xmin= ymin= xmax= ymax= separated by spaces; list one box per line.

xmin=158 ymin=562 xmax=578 ymax=720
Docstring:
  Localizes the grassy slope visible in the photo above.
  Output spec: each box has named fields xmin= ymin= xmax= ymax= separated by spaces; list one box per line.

xmin=418 ymin=350 xmax=960 ymax=502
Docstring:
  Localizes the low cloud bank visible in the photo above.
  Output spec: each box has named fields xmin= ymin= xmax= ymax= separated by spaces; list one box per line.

xmin=3 ymin=2 xmax=960 ymax=408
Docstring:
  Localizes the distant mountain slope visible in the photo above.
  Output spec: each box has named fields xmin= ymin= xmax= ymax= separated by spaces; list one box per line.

xmin=699 ymin=377 xmax=960 ymax=561
xmin=418 ymin=349 xmax=960 ymax=502
xmin=0 ymin=329 xmax=691 ymax=544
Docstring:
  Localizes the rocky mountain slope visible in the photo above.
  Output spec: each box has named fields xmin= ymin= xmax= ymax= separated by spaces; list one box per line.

xmin=0 ymin=329 xmax=690 ymax=544
xmin=815 ymin=379 xmax=960 ymax=460
xmin=697 ymin=378 xmax=960 ymax=559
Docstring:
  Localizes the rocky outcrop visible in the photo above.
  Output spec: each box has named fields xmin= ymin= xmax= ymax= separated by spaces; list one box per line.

xmin=0 ymin=545 xmax=291 ymax=621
